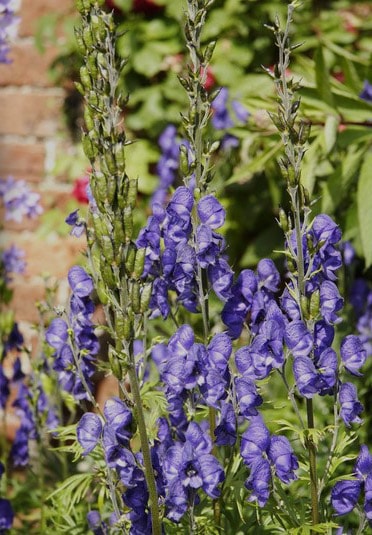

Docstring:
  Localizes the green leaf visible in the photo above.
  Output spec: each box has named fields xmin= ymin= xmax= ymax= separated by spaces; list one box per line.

xmin=323 ymin=115 xmax=339 ymax=155
xmin=314 ymin=46 xmax=334 ymax=108
xmin=357 ymin=151 xmax=372 ymax=267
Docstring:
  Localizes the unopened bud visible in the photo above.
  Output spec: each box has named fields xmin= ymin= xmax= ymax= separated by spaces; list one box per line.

xmin=131 ymin=281 xmax=141 ymax=314
xmin=310 ymin=289 xmax=320 ymax=319
xmin=140 ymin=282 xmax=152 ymax=312
xmin=133 ymin=248 xmax=146 ymax=279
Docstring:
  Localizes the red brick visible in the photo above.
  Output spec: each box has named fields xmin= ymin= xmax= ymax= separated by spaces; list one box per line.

xmin=0 ymin=91 xmax=64 ymax=137
xmin=0 ymin=141 xmax=45 ymax=182
xmin=19 ymin=0 xmax=75 ymax=38
xmin=9 ymin=278 xmax=46 ymax=323
xmin=0 ymin=43 xmax=60 ymax=87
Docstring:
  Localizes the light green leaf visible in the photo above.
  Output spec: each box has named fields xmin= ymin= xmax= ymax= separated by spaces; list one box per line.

xmin=357 ymin=151 xmax=372 ymax=267
xmin=323 ymin=115 xmax=339 ymax=155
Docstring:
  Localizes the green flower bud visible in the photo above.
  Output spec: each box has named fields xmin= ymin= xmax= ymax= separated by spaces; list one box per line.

xmin=116 ymin=313 xmax=133 ymax=341
xmin=74 ymin=28 xmax=86 ymax=55
xmin=310 ymin=289 xmax=320 ymax=319
xmin=101 ymin=262 xmax=116 ymax=289
xmin=278 ymin=208 xmax=288 ymax=232
xmin=101 ymin=235 xmax=115 ymax=264
xmin=108 ymin=349 xmax=123 ymax=380
xmin=179 ymin=144 xmax=189 ymax=176
xmin=90 ymin=242 xmax=101 ymax=273
xmin=114 ymin=143 xmax=126 ymax=173
xmin=113 ymin=219 xmax=125 ymax=251
xmin=83 ymin=106 xmax=95 ymax=131
xmin=87 ymin=52 xmax=99 ymax=78
xmin=125 ymin=243 xmax=136 ymax=275
xmin=91 ymin=15 xmax=106 ymax=43
xmin=203 ymin=40 xmax=216 ymax=64
xmin=117 ymin=176 xmax=129 ymax=210
xmin=106 ymin=177 xmax=117 ymax=205
xmin=82 ymin=26 xmax=95 ymax=48
xmin=300 ymin=295 xmax=309 ymax=320
xmin=92 ymin=171 xmax=107 ymax=205
xmin=123 ymin=207 xmax=133 ymax=242
xmin=74 ymin=81 xmax=85 ymax=95
xmin=104 ymin=150 xmax=117 ymax=175
xmin=131 ymin=281 xmax=141 ymax=314
xmin=82 ymin=133 xmax=97 ymax=160
xmin=140 ymin=282 xmax=152 ymax=312
xmin=126 ymin=179 xmax=138 ymax=209
xmin=80 ymin=65 xmax=92 ymax=90
xmin=133 ymin=248 xmax=146 ymax=279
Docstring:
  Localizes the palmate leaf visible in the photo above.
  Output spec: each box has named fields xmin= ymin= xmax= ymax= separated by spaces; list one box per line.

xmin=46 ymin=473 xmax=95 ymax=514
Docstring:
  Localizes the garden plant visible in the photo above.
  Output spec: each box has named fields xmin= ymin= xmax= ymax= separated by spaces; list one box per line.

xmin=2 ymin=0 xmax=372 ymax=533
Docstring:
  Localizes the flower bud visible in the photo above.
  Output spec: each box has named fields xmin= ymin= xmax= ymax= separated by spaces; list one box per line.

xmin=106 ymin=177 xmax=117 ymax=205
xmin=140 ymin=282 xmax=152 ymax=312
xmin=101 ymin=262 xmax=116 ymax=289
xmin=108 ymin=347 xmax=123 ymax=380
xmin=278 ymin=208 xmax=289 ymax=232
xmin=82 ymin=133 xmax=97 ymax=160
xmin=310 ymin=289 xmax=320 ymax=319
xmin=123 ymin=207 xmax=133 ymax=242
xmin=300 ymin=295 xmax=310 ymax=320
xmin=131 ymin=281 xmax=141 ymax=314
xmin=84 ymin=106 xmax=95 ymax=131
xmin=203 ymin=40 xmax=216 ymax=64
xmin=126 ymin=179 xmax=138 ymax=209
xmin=125 ymin=243 xmax=136 ymax=275
xmin=114 ymin=143 xmax=126 ymax=173
xmin=113 ymin=219 xmax=125 ymax=251
xmin=104 ymin=150 xmax=117 ymax=175
xmin=133 ymin=248 xmax=146 ymax=279
xmin=179 ymin=144 xmax=189 ymax=176
xmin=80 ymin=65 xmax=93 ymax=90
xmin=91 ymin=15 xmax=106 ymax=43
xmin=101 ymin=236 xmax=115 ymax=264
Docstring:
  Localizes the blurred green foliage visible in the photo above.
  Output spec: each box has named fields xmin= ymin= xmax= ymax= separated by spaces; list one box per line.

xmin=40 ymin=0 xmax=372 ymax=276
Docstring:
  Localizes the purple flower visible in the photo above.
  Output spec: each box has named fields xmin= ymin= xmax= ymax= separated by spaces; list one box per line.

xmin=293 ymin=357 xmax=320 ymax=398
xmin=212 ymin=87 xmax=234 ymax=129
xmin=314 ymin=321 xmax=334 ymax=359
xmin=332 ymin=480 xmax=361 ymax=516
xmin=68 ymin=266 xmax=94 ymax=298
xmin=77 ymin=413 xmax=102 ymax=455
xmin=87 ymin=510 xmax=107 ymax=535
xmin=197 ymin=195 xmax=226 ymax=229
xmin=208 ymin=258 xmax=233 ymax=301
xmin=320 ymin=281 xmax=343 ymax=324
xmin=311 ymin=214 xmax=342 ymax=246
xmin=241 ymin=417 xmax=271 ymax=466
xmin=339 ymin=382 xmax=363 ymax=427
xmin=0 ymin=367 xmax=9 ymax=409
xmin=232 ymin=100 xmax=249 ymax=123
xmin=245 ymin=458 xmax=271 ymax=507
xmin=360 ymin=80 xmax=372 ymax=102
xmin=164 ymin=422 xmax=224 ymax=520
xmin=341 ymin=335 xmax=367 ymax=376
xmin=0 ymin=498 xmax=14 ymax=531
xmin=214 ymin=402 xmax=237 ymax=446
xmin=45 ymin=318 xmax=69 ymax=351
xmin=65 ymin=209 xmax=85 ymax=238
xmin=1 ymin=245 xmax=26 ymax=279
xmin=332 ymin=445 xmax=372 ymax=519
xmin=257 ymin=258 xmax=280 ymax=292
xmin=0 ymin=177 xmax=42 ymax=222
xmin=285 ymin=320 xmax=313 ymax=358
xmin=235 ymin=377 xmax=263 ymax=418
xmin=0 ymin=1 xmax=19 ymax=64
xmin=104 ymin=397 xmax=132 ymax=445
xmin=268 ymin=435 xmax=299 ymax=484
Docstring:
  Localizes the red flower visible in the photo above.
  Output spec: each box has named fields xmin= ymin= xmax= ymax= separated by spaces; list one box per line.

xmin=133 ymin=0 xmax=163 ymax=15
xmin=201 ymin=66 xmax=216 ymax=92
xmin=72 ymin=175 xmax=89 ymax=204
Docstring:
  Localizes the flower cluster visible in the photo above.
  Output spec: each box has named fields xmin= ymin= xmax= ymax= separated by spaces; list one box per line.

xmin=241 ymin=416 xmax=298 ymax=506
xmin=0 ymin=176 xmax=42 ymax=223
xmin=1 ymin=245 xmax=26 ymax=282
xmin=137 ymin=187 xmax=231 ymax=317
xmin=45 ymin=266 xmax=98 ymax=400
xmin=332 ymin=445 xmax=372 ymax=524
xmin=152 ymin=125 xmax=181 ymax=207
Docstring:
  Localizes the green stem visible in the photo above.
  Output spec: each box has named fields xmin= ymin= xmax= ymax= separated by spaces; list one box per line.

xmin=127 ymin=349 xmax=161 ymax=535
xmin=306 ymin=398 xmax=319 ymax=527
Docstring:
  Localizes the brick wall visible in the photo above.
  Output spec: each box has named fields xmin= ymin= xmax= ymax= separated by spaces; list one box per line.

xmin=1 ymin=0 xmax=85 ymax=329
